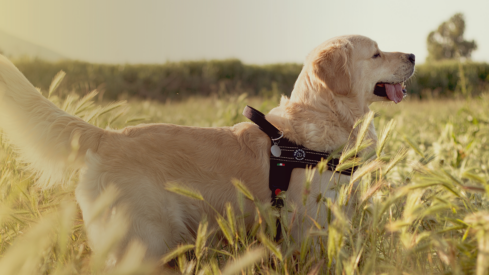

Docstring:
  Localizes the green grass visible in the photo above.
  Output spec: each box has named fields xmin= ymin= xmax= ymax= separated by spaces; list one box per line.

xmin=1 ymin=74 xmax=489 ymax=274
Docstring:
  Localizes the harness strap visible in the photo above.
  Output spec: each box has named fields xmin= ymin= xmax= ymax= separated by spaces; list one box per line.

xmin=242 ymin=105 xmax=357 ymax=240
xmin=242 ymin=105 xmax=283 ymax=139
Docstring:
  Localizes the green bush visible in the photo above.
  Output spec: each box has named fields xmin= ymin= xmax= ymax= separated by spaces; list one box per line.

xmin=409 ymin=60 xmax=489 ymax=98
xmin=12 ymin=58 xmax=489 ymax=101
xmin=13 ymin=58 xmax=302 ymax=101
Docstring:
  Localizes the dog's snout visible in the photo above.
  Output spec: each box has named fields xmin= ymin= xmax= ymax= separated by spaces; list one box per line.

xmin=407 ymin=54 xmax=415 ymax=64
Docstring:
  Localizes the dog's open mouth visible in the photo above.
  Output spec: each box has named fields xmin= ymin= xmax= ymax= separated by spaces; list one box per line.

xmin=373 ymin=82 xmax=407 ymax=104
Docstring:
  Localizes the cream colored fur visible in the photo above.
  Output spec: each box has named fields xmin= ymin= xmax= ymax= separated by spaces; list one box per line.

xmin=0 ymin=35 xmax=414 ymax=263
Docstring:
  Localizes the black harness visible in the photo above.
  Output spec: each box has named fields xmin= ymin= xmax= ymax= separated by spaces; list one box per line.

xmin=242 ymin=105 xmax=357 ymax=208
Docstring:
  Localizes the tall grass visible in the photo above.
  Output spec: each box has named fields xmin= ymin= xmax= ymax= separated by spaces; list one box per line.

xmin=1 ymin=72 xmax=489 ymax=274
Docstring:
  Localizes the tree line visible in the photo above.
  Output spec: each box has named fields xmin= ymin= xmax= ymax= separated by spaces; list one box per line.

xmin=13 ymin=57 xmax=488 ymax=101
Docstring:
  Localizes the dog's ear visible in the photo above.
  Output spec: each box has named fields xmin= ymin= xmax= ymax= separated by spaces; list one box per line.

xmin=312 ymin=41 xmax=352 ymax=96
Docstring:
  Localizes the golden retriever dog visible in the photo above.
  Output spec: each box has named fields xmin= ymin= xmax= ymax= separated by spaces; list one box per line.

xmin=0 ymin=35 xmax=414 ymax=263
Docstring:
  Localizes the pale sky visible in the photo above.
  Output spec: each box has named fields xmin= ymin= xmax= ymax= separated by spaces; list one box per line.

xmin=0 ymin=0 xmax=488 ymax=64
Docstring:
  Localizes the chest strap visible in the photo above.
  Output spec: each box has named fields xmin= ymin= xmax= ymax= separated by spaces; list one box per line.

xmin=243 ymin=105 xmax=356 ymax=208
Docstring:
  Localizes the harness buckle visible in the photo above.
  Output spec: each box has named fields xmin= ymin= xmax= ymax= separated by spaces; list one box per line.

xmin=273 ymin=197 xmax=285 ymax=208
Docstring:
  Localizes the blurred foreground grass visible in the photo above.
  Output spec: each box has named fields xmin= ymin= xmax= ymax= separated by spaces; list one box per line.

xmin=1 ymin=77 xmax=489 ymax=274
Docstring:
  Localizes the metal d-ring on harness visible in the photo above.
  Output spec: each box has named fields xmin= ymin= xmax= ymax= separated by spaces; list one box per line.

xmin=242 ymin=105 xmax=357 ymax=239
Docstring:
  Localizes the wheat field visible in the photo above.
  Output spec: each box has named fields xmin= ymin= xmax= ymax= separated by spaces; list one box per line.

xmin=0 ymin=73 xmax=489 ymax=274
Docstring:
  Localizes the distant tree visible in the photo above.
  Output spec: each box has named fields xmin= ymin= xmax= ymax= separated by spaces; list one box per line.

xmin=426 ymin=13 xmax=477 ymax=62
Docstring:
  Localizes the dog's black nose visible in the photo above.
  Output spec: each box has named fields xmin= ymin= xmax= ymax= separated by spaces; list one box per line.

xmin=408 ymin=54 xmax=415 ymax=64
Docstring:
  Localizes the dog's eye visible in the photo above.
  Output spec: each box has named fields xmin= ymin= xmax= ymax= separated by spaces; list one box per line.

xmin=372 ymin=53 xmax=381 ymax=59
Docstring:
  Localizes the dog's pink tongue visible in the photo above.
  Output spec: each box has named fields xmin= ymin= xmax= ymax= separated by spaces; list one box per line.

xmin=385 ymin=83 xmax=404 ymax=104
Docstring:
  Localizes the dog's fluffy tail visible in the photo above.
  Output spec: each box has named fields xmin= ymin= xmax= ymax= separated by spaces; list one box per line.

xmin=0 ymin=55 xmax=105 ymax=188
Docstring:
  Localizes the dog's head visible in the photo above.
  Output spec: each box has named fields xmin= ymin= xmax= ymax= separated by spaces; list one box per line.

xmin=269 ymin=35 xmax=415 ymax=149
xmin=301 ymin=35 xmax=415 ymax=105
